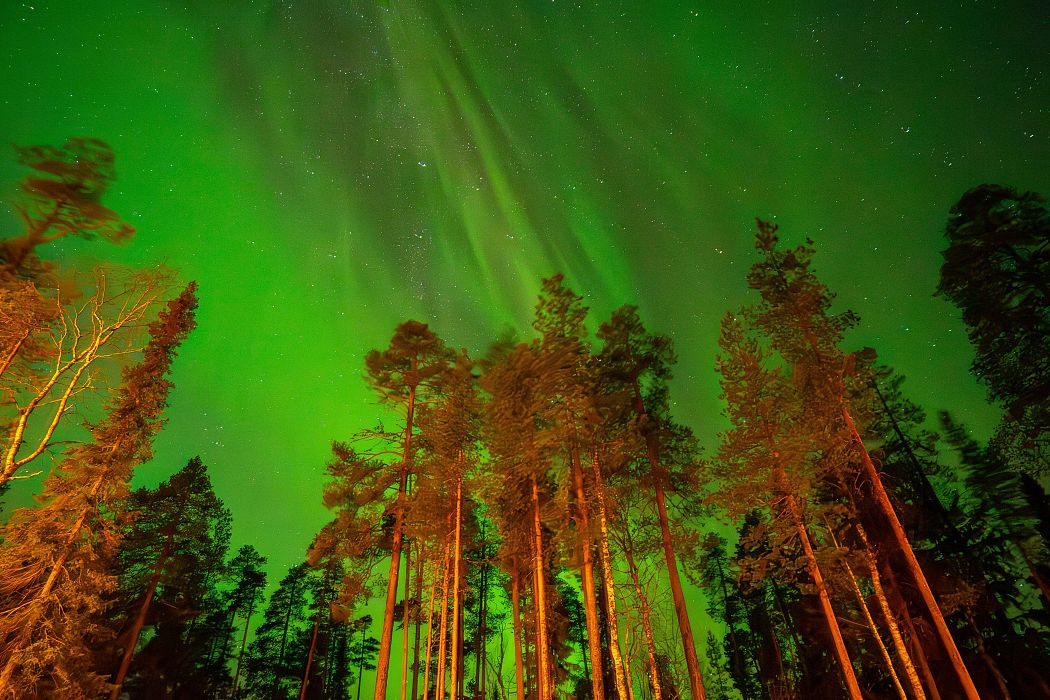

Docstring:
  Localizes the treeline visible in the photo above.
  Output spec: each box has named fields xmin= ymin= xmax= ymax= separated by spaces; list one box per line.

xmin=1 ymin=138 xmax=1048 ymax=700
xmin=307 ymin=188 xmax=1050 ymax=700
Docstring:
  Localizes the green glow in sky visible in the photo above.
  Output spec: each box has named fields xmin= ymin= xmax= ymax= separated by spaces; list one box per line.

xmin=2 ymin=1 xmax=1047 ymax=687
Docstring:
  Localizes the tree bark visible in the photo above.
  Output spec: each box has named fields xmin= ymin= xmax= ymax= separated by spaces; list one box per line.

xmin=855 ymin=523 xmax=926 ymax=700
xmin=843 ymin=406 xmax=981 ymax=700
xmin=437 ymin=535 xmax=453 ymax=700
xmin=883 ymin=563 xmax=942 ymax=700
xmin=375 ymin=382 xmax=417 ymax=700
xmin=422 ymin=571 xmax=438 ymax=700
xmin=450 ymin=476 xmax=464 ymax=700
xmin=592 ymin=448 xmax=629 ymax=700
xmin=783 ymin=491 xmax=862 ymax=700
xmin=624 ymin=542 xmax=661 ymax=700
xmin=827 ymin=521 xmax=906 ymax=700
xmin=571 ymin=447 xmax=606 ymax=700
xmin=531 ymin=475 xmax=552 ymax=700
xmin=231 ymin=594 xmax=259 ymax=697
xmin=298 ymin=617 xmax=321 ymax=700
xmin=109 ymin=531 xmax=175 ymax=700
xmin=413 ymin=545 xmax=424 ymax=700
xmin=402 ymin=539 xmax=412 ymax=700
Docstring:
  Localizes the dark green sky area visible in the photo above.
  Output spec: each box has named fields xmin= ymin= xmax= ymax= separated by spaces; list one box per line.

xmin=1 ymin=0 xmax=1047 ymax=674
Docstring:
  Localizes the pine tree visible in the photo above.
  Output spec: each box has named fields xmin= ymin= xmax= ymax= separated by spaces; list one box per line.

xmin=364 ymin=320 xmax=453 ymax=700
xmin=243 ymin=563 xmax=314 ymax=700
xmin=714 ymin=312 xmax=862 ymax=699
xmin=744 ymin=220 xmax=979 ymax=699
xmin=596 ymin=304 xmax=708 ymax=700
xmin=0 ymin=281 xmax=197 ymax=697
xmin=108 ymin=455 xmax=232 ymax=699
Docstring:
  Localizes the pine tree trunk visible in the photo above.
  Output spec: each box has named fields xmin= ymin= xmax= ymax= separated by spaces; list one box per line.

xmin=402 ymin=540 xmax=412 ymax=700
xmin=437 ymin=534 xmax=453 ymax=700
xmin=856 ymin=523 xmax=927 ymax=700
xmin=231 ymin=594 xmax=258 ymax=697
xmin=828 ymin=522 xmax=907 ymax=700
xmin=883 ymin=563 xmax=943 ymax=700
xmin=298 ymin=617 xmax=321 ymax=700
xmin=422 ymin=571 xmax=438 ymax=700
xmin=375 ymin=384 xmax=417 ymax=700
xmin=625 ymin=543 xmax=662 ymax=700
xmin=592 ymin=447 xmax=630 ymax=700
xmin=273 ymin=575 xmax=302 ymax=699
xmin=652 ymin=479 xmax=706 ymax=700
xmin=413 ymin=546 xmax=424 ymax=700
xmin=531 ymin=475 xmax=552 ymax=700
xmin=109 ymin=528 xmax=176 ymax=700
xmin=842 ymin=406 xmax=980 ymax=700
xmin=450 ymin=475 xmax=464 ymax=700
xmin=571 ymin=447 xmax=606 ymax=700
xmin=512 ymin=559 xmax=526 ymax=700
xmin=966 ymin=613 xmax=1011 ymax=700
xmin=631 ymin=382 xmax=707 ymax=700
xmin=784 ymin=492 xmax=862 ymax=700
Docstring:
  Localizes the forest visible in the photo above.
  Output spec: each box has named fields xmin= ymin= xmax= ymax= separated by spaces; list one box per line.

xmin=1 ymin=139 xmax=1048 ymax=700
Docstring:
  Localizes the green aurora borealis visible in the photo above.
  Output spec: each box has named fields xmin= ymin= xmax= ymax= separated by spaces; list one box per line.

xmin=1 ymin=0 xmax=1048 ymax=690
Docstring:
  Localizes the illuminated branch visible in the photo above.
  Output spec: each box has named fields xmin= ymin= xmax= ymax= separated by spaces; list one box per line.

xmin=0 ymin=270 xmax=166 ymax=487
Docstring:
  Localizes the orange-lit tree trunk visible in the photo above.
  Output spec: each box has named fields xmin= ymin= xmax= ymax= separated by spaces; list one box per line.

xmin=571 ymin=448 xmax=605 ymax=700
xmin=375 ymin=379 xmax=417 ymax=700
xmin=591 ymin=447 xmax=629 ymax=700
xmin=631 ymin=382 xmax=707 ymax=700
xmin=531 ymin=475 xmax=552 ymax=700
xmin=0 ymin=282 xmax=196 ymax=695
xmin=298 ymin=617 xmax=322 ymax=700
xmin=624 ymin=532 xmax=661 ymax=700
xmin=449 ymin=476 xmax=464 ymax=700
xmin=436 ymin=533 xmax=452 ymax=700
xmin=883 ymin=563 xmax=943 ymax=700
xmin=782 ymin=484 xmax=862 ymax=700
xmin=854 ymin=524 xmax=926 ymax=700
xmin=402 ymin=540 xmax=412 ymax=700
xmin=843 ymin=406 xmax=980 ymax=700
xmin=827 ymin=522 xmax=906 ymax=700
xmin=421 ymin=569 xmax=438 ymax=700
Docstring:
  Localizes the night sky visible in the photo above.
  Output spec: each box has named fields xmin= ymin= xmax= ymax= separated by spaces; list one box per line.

xmin=2 ymin=0 xmax=1047 ymax=687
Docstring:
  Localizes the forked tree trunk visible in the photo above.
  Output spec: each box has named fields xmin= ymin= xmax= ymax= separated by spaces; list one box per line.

xmin=855 ymin=523 xmax=926 ymax=700
xmin=826 ymin=522 xmax=906 ymax=700
xmin=571 ymin=447 xmax=605 ymax=700
xmin=591 ymin=447 xmax=629 ymax=700
xmin=782 ymin=488 xmax=862 ymax=700
xmin=842 ymin=406 xmax=980 ymax=700
xmin=531 ymin=475 xmax=552 ymax=700
xmin=375 ymin=384 xmax=417 ymax=700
